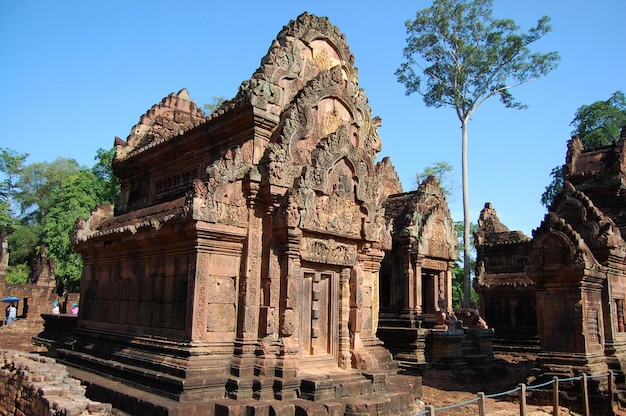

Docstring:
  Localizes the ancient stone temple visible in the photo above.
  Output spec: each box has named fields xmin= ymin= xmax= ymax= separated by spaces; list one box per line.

xmin=474 ymin=203 xmax=538 ymax=352
xmin=527 ymin=182 xmax=626 ymax=380
xmin=526 ymin=130 xmax=626 ymax=381
xmin=42 ymin=13 xmax=421 ymax=415
xmin=475 ymin=129 xmax=626 ymax=384
xmin=377 ymin=176 xmax=458 ymax=368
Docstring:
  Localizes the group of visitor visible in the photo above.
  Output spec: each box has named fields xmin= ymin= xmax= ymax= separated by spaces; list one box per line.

xmin=50 ymin=301 xmax=79 ymax=315
xmin=4 ymin=299 xmax=79 ymax=324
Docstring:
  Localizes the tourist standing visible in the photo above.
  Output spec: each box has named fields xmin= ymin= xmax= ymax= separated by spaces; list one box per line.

xmin=6 ymin=303 xmax=17 ymax=324
xmin=71 ymin=302 xmax=79 ymax=315
xmin=51 ymin=301 xmax=60 ymax=315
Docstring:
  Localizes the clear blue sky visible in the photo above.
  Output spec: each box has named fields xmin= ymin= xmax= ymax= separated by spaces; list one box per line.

xmin=1 ymin=1 xmax=624 ymax=236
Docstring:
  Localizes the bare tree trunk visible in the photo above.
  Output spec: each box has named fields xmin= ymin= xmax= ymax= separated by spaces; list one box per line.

xmin=461 ymin=118 xmax=471 ymax=308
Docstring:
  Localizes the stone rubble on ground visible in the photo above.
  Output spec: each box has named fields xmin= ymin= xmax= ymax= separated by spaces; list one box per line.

xmin=0 ymin=349 xmax=112 ymax=416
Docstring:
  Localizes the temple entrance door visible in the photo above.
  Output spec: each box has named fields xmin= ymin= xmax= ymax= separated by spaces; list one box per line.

xmin=301 ymin=268 xmax=339 ymax=367
xmin=422 ymin=271 xmax=436 ymax=316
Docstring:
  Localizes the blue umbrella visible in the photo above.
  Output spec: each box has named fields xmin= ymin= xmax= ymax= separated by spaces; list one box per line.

xmin=2 ymin=296 xmax=21 ymax=303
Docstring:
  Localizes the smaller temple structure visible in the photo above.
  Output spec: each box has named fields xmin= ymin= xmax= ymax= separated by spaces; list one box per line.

xmin=477 ymin=129 xmax=626 ymax=388
xmin=526 ymin=130 xmax=626 ymax=382
xmin=377 ymin=176 xmax=459 ymax=369
xmin=474 ymin=203 xmax=538 ymax=352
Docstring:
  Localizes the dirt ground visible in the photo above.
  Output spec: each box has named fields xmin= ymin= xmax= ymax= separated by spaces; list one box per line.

xmin=0 ymin=319 xmax=582 ymax=415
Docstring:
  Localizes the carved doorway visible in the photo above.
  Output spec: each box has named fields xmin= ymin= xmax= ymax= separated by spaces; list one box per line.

xmin=422 ymin=271 xmax=436 ymax=316
xmin=301 ymin=268 xmax=339 ymax=367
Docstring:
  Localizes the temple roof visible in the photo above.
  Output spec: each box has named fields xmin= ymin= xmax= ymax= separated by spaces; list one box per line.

xmin=115 ymin=89 xmax=206 ymax=161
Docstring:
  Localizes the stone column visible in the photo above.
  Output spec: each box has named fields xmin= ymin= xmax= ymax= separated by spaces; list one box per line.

xmin=274 ymin=227 xmax=302 ymax=400
xmin=405 ymin=246 xmax=415 ymax=312
xmin=228 ymin=179 xmax=263 ymax=399
xmin=339 ymin=267 xmax=351 ymax=368
xmin=413 ymin=252 xmax=423 ymax=316
xmin=352 ymin=247 xmax=395 ymax=371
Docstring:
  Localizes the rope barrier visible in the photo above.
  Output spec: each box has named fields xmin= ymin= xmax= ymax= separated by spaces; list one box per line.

xmin=485 ymin=386 xmax=520 ymax=398
xmin=526 ymin=379 xmax=554 ymax=390
xmin=436 ymin=396 xmax=480 ymax=410
xmin=415 ymin=371 xmax=615 ymax=415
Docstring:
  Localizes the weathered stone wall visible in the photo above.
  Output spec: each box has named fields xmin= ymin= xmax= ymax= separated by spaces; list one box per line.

xmin=1 ymin=235 xmax=58 ymax=323
xmin=0 ymin=349 xmax=112 ymax=415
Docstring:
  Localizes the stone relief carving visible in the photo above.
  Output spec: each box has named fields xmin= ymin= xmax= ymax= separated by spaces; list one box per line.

xmin=189 ymin=146 xmax=251 ymax=225
xmin=274 ymin=188 xmax=303 ymax=229
xmin=301 ymin=237 xmax=357 ymax=266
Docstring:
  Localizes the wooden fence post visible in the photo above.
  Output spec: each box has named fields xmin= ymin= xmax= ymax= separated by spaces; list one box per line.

xmin=553 ymin=376 xmax=559 ymax=416
xmin=519 ymin=383 xmax=527 ymax=416
xmin=582 ymin=373 xmax=590 ymax=416
xmin=478 ymin=392 xmax=486 ymax=416
xmin=426 ymin=404 xmax=435 ymax=415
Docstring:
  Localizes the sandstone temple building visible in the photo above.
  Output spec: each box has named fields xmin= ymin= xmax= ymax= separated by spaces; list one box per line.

xmin=37 ymin=13 xmax=424 ymax=415
xmin=476 ymin=129 xmax=626 ymax=383
xmin=377 ymin=176 xmax=459 ymax=369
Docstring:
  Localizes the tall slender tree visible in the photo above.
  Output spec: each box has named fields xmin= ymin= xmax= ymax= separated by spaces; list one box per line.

xmin=396 ymin=0 xmax=559 ymax=307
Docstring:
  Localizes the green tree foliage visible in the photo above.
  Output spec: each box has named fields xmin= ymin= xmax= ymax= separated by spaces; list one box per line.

xmin=5 ymin=263 xmax=30 ymax=285
xmin=16 ymin=157 xmax=80 ymax=225
xmin=202 ymin=96 xmax=226 ymax=116
xmin=570 ymin=91 xmax=626 ymax=149
xmin=540 ymin=165 xmax=564 ymax=208
xmin=0 ymin=148 xmax=29 ymax=227
xmin=541 ymin=91 xmax=626 ymax=207
xmin=7 ymin=223 xmax=40 ymax=270
xmin=451 ymin=221 xmax=478 ymax=308
xmin=1 ymin=146 xmax=119 ymax=293
xmin=396 ymin=0 xmax=559 ymax=307
xmin=416 ymin=161 xmax=455 ymax=196
xmin=41 ymin=169 xmax=103 ymax=293
xmin=92 ymin=147 xmax=120 ymax=203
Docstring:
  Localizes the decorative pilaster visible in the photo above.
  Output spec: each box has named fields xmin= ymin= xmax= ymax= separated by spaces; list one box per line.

xmin=339 ymin=267 xmax=351 ymax=368
xmin=274 ymin=226 xmax=303 ymax=400
xmin=228 ymin=178 xmax=263 ymax=399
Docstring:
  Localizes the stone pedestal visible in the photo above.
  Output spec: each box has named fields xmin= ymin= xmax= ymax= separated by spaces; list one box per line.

xmin=429 ymin=329 xmax=464 ymax=368
xmin=377 ymin=325 xmax=429 ymax=371
xmin=463 ymin=328 xmax=495 ymax=363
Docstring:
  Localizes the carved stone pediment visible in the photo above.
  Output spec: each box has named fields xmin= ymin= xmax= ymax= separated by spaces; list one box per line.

xmin=263 ymin=65 xmax=379 ymax=189
xmin=528 ymin=212 xmax=596 ymax=273
xmin=224 ymin=13 xmax=355 ymax=118
xmin=115 ymin=89 xmax=206 ymax=162
xmin=385 ymin=176 xmax=457 ymax=260
xmin=549 ymin=182 xmax=626 ymax=263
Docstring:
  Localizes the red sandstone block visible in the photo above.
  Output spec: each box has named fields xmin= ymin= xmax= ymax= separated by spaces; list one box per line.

xmin=214 ymin=399 xmax=248 ymax=416
xmin=323 ymin=401 xmax=344 ymax=416
xmin=210 ymin=254 xmax=240 ymax=276
xmin=269 ymin=402 xmax=295 ymax=416
xmin=246 ymin=401 xmax=271 ymax=416
xmin=295 ymin=401 xmax=329 ymax=416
